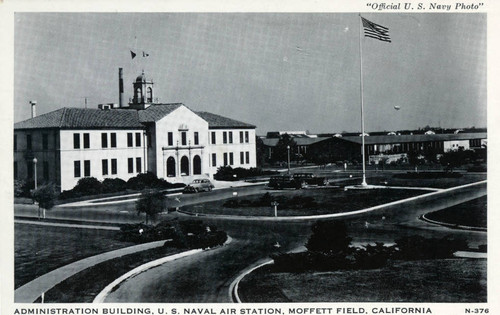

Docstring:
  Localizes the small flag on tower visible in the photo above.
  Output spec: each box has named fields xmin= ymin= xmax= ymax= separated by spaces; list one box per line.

xmin=130 ymin=50 xmax=137 ymax=59
xmin=361 ymin=17 xmax=391 ymax=43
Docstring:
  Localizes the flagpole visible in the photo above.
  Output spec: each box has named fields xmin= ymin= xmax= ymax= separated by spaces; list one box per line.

xmin=359 ymin=14 xmax=367 ymax=186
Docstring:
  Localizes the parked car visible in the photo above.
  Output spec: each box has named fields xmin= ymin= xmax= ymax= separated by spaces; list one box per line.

xmin=268 ymin=175 xmax=305 ymax=190
xmin=183 ymin=179 xmax=215 ymax=193
xmin=292 ymin=173 xmax=328 ymax=186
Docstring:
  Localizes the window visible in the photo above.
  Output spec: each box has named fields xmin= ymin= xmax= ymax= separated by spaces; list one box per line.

xmin=14 ymin=162 xmax=18 ymax=179
xmin=136 ymin=157 xmax=142 ymax=173
xmin=42 ymin=134 xmax=48 ymax=150
xmin=27 ymin=162 xmax=33 ymax=179
xmin=240 ymin=131 xmax=244 ymax=143
xmin=101 ymin=133 xmax=108 ymax=148
xmin=27 ymin=134 xmax=32 ymax=150
xmin=240 ymin=152 xmax=244 ymax=164
xmin=147 ymin=87 xmax=153 ymax=103
xmin=14 ymin=135 xmax=17 ymax=151
xmin=212 ymin=153 xmax=217 ymax=167
xmin=127 ymin=133 xmax=133 ymax=147
xmin=194 ymin=132 xmax=199 ymax=145
xmin=246 ymin=151 xmax=250 ymax=164
xmin=223 ymin=153 xmax=228 ymax=166
xmin=229 ymin=132 xmax=233 ymax=144
xmin=223 ymin=132 xmax=227 ymax=144
xmin=102 ymin=159 xmax=108 ymax=175
xmin=245 ymin=131 xmax=249 ymax=143
xmin=111 ymin=159 xmax=117 ymax=174
xmin=83 ymin=133 xmax=90 ymax=149
xmin=229 ymin=152 xmax=234 ymax=165
xmin=135 ymin=132 xmax=141 ymax=147
xmin=168 ymin=132 xmax=173 ymax=146
xmin=181 ymin=132 xmax=187 ymax=146
xmin=74 ymin=161 xmax=81 ymax=178
xmin=84 ymin=160 xmax=91 ymax=177
xmin=43 ymin=161 xmax=49 ymax=180
xmin=128 ymin=158 xmax=134 ymax=173
xmin=211 ymin=132 xmax=216 ymax=144
xmin=111 ymin=133 xmax=117 ymax=148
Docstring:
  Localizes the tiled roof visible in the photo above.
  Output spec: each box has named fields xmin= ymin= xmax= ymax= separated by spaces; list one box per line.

xmin=138 ymin=103 xmax=183 ymax=122
xmin=262 ymin=137 xmax=330 ymax=147
xmin=14 ymin=108 xmax=144 ymax=130
xmin=195 ymin=111 xmax=255 ymax=129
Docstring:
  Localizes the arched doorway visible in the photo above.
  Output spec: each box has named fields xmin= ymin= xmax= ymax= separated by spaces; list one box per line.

xmin=167 ymin=157 xmax=176 ymax=177
xmin=180 ymin=156 xmax=189 ymax=175
xmin=193 ymin=155 xmax=201 ymax=175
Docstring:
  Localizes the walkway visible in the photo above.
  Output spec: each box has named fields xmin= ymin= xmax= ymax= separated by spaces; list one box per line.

xmin=14 ymin=240 xmax=166 ymax=303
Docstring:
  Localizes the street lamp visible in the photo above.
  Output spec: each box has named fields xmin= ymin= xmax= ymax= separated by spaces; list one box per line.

xmin=287 ymin=145 xmax=290 ymax=174
xmin=32 ymin=157 xmax=38 ymax=190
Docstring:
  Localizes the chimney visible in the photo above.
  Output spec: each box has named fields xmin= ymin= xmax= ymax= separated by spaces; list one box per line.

xmin=30 ymin=100 xmax=37 ymax=118
xmin=119 ymin=68 xmax=124 ymax=108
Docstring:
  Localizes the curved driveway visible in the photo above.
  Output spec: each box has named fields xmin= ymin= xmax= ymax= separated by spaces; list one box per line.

xmin=102 ymin=181 xmax=487 ymax=303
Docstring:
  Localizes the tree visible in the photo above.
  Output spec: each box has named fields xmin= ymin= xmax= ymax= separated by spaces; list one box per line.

xmin=255 ymin=136 xmax=267 ymax=166
xmin=306 ymin=221 xmax=352 ymax=253
xmin=136 ymin=190 xmax=167 ymax=224
xmin=32 ymin=184 xmax=59 ymax=219
xmin=407 ymin=150 xmax=423 ymax=172
xmin=439 ymin=149 xmax=473 ymax=172
xmin=272 ymin=134 xmax=297 ymax=163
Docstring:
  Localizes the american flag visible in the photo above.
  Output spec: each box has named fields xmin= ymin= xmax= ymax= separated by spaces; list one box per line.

xmin=361 ymin=17 xmax=391 ymax=43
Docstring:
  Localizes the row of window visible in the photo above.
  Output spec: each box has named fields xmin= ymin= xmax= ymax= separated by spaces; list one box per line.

xmin=14 ymin=134 xmax=50 ymax=151
xmin=211 ymin=131 xmax=250 ymax=145
xmin=166 ymin=131 xmax=200 ymax=146
xmin=74 ymin=157 xmax=142 ymax=178
xmin=73 ymin=132 xmax=143 ymax=149
xmin=15 ymin=130 xmax=250 ymax=151
xmin=211 ymin=151 xmax=251 ymax=167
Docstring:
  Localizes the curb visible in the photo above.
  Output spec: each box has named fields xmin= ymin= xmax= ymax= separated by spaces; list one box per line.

xmin=420 ymin=213 xmax=487 ymax=232
xmin=93 ymin=236 xmax=233 ymax=303
xmin=230 ymin=259 xmax=274 ymax=303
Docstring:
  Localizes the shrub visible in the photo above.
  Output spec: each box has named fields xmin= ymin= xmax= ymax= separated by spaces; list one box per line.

xmin=14 ymin=180 xmax=25 ymax=197
xmin=120 ymin=219 xmax=227 ymax=249
xmin=73 ymin=177 xmax=103 ymax=196
xmin=102 ymin=178 xmax=127 ymax=193
xmin=306 ymin=221 xmax=352 ymax=253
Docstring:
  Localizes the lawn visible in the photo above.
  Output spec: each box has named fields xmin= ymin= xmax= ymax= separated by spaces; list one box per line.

xmin=40 ymin=246 xmax=182 ymax=303
xmin=424 ymin=196 xmax=487 ymax=228
xmin=377 ymin=172 xmax=486 ymax=189
xmin=181 ymin=188 xmax=428 ymax=217
xmin=15 ymin=223 xmax=134 ymax=288
xmin=238 ymin=258 xmax=486 ymax=302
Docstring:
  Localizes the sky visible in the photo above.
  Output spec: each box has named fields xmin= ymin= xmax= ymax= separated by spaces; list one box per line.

xmin=14 ymin=13 xmax=486 ymax=134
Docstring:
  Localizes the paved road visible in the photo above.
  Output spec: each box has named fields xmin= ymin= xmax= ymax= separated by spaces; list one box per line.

xmin=103 ymin=181 xmax=487 ymax=303
xmin=104 ymin=218 xmax=310 ymax=302
xmin=13 ymin=175 xmax=487 ymax=303
xmin=15 ymin=184 xmax=268 ymax=224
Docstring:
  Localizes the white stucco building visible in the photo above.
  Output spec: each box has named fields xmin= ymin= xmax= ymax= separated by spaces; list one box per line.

xmin=14 ymin=71 xmax=257 ymax=191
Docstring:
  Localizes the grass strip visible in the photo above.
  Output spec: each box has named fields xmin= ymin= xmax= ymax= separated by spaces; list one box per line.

xmin=424 ymin=196 xmax=486 ymax=228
